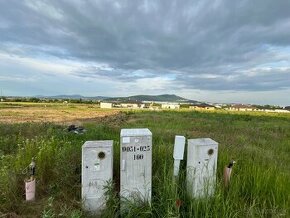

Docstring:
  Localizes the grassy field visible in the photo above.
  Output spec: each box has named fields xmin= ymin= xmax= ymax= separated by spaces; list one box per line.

xmin=0 ymin=103 xmax=289 ymax=217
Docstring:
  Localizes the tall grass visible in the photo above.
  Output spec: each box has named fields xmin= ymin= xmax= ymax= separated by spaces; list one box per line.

xmin=0 ymin=110 xmax=289 ymax=217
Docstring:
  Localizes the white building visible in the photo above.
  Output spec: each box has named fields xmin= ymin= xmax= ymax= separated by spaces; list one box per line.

xmin=120 ymin=103 xmax=139 ymax=108
xmin=273 ymin=109 xmax=289 ymax=113
xmin=100 ymin=102 xmax=113 ymax=109
xmin=161 ymin=103 xmax=180 ymax=110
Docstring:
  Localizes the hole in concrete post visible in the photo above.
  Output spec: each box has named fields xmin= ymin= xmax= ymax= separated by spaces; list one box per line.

xmin=98 ymin=151 xmax=106 ymax=159
xmin=208 ymin=149 xmax=214 ymax=156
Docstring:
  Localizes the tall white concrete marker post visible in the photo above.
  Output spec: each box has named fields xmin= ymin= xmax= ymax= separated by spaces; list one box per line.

xmin=173 ymin=135 xmax=186 ymax=177
xmin=82 ymin=140 xmax=113 ymax=214
xmin=187 ymin=138 xmax=218 ymax=198
xmin=120 ymin=128 xmax=152 ymax=202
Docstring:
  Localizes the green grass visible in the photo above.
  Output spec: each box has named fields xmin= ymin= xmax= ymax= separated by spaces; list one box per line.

xmin=0 ymin=110 xmax=289 ymax=217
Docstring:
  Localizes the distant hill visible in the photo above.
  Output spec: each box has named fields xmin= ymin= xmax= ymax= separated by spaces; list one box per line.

xmin=34 ymin=94 xmax=200 ymax=103
xmin=104 ymin=94 xmax=198 ymax=103
xmin=36 ymin=95 xmax=107 ymax=100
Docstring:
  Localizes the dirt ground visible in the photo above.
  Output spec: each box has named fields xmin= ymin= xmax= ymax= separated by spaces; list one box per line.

xmin=0 ymin=103 xmax=120 ymax=124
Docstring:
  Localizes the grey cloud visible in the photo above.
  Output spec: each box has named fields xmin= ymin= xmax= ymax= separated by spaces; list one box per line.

xmin=0 ymin=0 xmax=290 ymax=92
xmin=176 ymin=68 xmax=290 ymax=91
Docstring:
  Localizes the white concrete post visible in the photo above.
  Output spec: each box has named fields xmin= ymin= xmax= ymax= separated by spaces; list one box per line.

xmin=187 ymin=138 xmax=218 ymax=198
xmin=25 ymin=179 xmax=36 ymax=201
xmin=120 ymin=128 xmax=152 ymax=202
xmin=82 ymin=140 xmax=113 ymax=214
xmin=173 ymin=135 xmax=185 ymax=177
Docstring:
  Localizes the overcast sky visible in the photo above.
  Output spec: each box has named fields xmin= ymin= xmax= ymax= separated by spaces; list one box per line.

xmin=0 ymin=0 xmax=290 ymax=105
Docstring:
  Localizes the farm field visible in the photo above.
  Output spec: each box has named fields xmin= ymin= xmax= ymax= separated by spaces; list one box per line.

xmin=0 ymin=102 xmax=119 ymax=124
xmin=0 ymin=103 xmax=290 ymax=217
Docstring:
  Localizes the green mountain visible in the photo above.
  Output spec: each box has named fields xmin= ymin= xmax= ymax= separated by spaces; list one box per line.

xmin=104 ymin=94 xmax=197 ymax=103
xmin=33 ymin=94 xmax=199 ymax=103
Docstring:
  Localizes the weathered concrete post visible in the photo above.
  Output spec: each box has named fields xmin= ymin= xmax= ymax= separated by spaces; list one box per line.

xmin=82 ymin=140 xmax=113 ymax=214
xmin=187 ymin=138 xmax=218 ymax=198
xmin=120 ymin=128 xmax=152 ymax=202
xmin=173 ymin=135 xmax=186 ymax=177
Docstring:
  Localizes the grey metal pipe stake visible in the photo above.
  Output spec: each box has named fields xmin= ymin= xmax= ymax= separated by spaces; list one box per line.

xmin=29 ymin=158 xmax=36 ymax=180
xmin=223 ymin=160 xmax=236 ymax=188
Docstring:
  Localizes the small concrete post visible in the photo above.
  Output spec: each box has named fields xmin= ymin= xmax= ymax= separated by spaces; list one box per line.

xmin=25 ymin=158 xmax=36 ymax=201
xmin=120 ymin=128 xmax=152 ymax=203
xmin=82 ymin=140 xmax=113 ymax=214
xmin=187 ymin=138 xmax=218 ymax=198
xmin=173 ymin=135 xmax=185 ymax=177
xmin=25 ymin=179 xmax=36 ymax=201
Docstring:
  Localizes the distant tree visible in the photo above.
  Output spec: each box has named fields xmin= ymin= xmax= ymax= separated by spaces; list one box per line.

xmin=14 ymin=98 xmax=24 ymax=102
xmin=253 ymin=104 xmax=283 ymax=110
xmin=152 ymin=102 xmax=162 ymax=107
xmin=28 ymin=97 xmax=40 ymax=102
xmin=180 ymin=104 xmax=191 ymax=109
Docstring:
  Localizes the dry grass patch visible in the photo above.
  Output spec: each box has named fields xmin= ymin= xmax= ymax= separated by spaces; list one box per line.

xmin=0 ymin=103 xmax=119 ymax=124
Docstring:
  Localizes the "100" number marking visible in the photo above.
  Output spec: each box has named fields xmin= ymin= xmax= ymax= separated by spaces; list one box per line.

xmin=133 ymin=154 xmax=144 ymax=160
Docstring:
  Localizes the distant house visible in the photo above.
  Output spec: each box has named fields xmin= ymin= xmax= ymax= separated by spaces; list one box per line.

xmin=228 ymin=104 xmax=255 ymax=111
xmin=273 ymin=109 xmax=290 ymax=113
xmin=161 ymin=103 xmax=180 ymax=109
xmin=139 ymin=104 xmax=146 ymax=109
xmin=120 ymin=103 xmax=139 ymax=108
xmin=100 ymin=102 xmax=113 ymax=109
xmin=149 ymin=105 xmax=161 ymax=110
xmin=190 ymin=103 xmax=215 ymax=110
xmin=117 ymin=100 xmax=145 ymax=109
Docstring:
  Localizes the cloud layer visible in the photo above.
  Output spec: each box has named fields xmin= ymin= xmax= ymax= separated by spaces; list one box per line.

xmin=0 ymin=0 xmax=290 ymax=104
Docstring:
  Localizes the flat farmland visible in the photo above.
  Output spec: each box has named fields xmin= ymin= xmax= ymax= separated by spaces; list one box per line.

xmin=0 ymin=102 xmax=119 ymax=124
